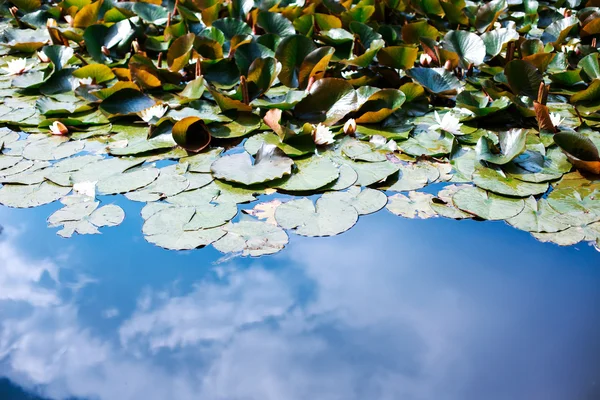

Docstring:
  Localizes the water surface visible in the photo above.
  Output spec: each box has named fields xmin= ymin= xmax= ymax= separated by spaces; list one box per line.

xmin=0 ymin=201 xmax=599 ymax=400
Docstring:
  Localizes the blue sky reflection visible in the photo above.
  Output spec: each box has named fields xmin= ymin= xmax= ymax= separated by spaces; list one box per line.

xmin=0 ymin=205 xmax=599 ymax=400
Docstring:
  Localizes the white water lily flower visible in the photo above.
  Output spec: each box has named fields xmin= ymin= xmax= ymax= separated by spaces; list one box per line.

xmin=78 ymin=77 xmax=93 ymax=86
xmin=550 ymin=112 xmax=564 ymax=128
xmin=341 ymin=70 xmax=354 ymax=79
xmin=3 ymin=58 xmax=29 ymax=75
xmin=312 ymin=123 xmax=335 ymax=146
xmin=37 ymin=51 xmax=50 ymax=63
xmin=139 ymin=104 xmax=167 ymax=123
xmin=370 ymin=135 xmax=387 ymax=147
xmin=387 ymin=139 xmax=398 ymax=152
xmin=343 ymin=118 xmax=356 ymax=135
xmin=419 ymin=53 xmax=433 ymax=66
xmin=73 ymin=181 xmax=97 ymax=198
xmin=49 ymin=121 xmax=68 ymax=135
xmin=429 ymin=110 xmax=462 ymax=135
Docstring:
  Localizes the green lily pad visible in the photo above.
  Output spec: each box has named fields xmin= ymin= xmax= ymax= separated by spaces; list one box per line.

xmin=275 ymin=196 xmax=358 ymax=237
xmin=0 ymin=181 xmax=71 ymax=208
xmin=294 ymin=78 xmax=357 ymax=125
xmin=476 ymin=129 xmax=526 ymax=165
xmin=320 ymin=186 xmax=387 ymax=215
xmin=142 ymin=206 xmax=226 ymax=250
xmin=97 ymin=166 xmax=160 ymax=195
xmin=547 ymin=186 xmax=600 ymax=226
xmin=430 ymin=184 xmax=473 ymax=219
xmin=452 ymin=186 xmax=525 ymax=220
xmin=48 ymin=198 xmax=125 ymax=238
xmin=506 ymin=197 xmax=571 ymax=233
xmin=385 ymin=162 xmax=440 ymax=192
xmin=472 ymin=165 xmax=549 ymax=197
xmin=406 ymin=68 xmax=462 ymax=95
xmin=210 ymin=145 xmax=294 ymax=185
xmin=443 ymin=30 xmax=486 ymax=68
xmin=275 ymin=156 xmax=339 ymax=192
xmin=387 ymin=191 xmax=437 ymax=219
xmin=213 ymin=220 xmax=288 ymax=256
xmin=505 ymin=60 xmax=543 ymax=100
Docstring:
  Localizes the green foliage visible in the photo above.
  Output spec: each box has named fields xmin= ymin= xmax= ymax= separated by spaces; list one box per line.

xmin=0 ymin=0 xmax=599 ymax=253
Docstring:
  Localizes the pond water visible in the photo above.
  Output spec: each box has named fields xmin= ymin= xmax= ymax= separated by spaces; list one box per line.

xmin=0 ymin=200 xmax=599 ymax=400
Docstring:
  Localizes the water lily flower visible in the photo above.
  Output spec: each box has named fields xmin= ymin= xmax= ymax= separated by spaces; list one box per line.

xmin=370 ymin=135 xmax=398 ymax=152
xmin=550 ymin=112 xmax=564 ymax=128
xmin=139 ymin=104 xmax=167 ymax=123
xmin=49 ymin=121 xmax=68 ymax=136
xmin=429 ymin=111 xmax=462 ymax=135
xmin=312 ymin=123 xmax=335 ymax=146
xmin=387 ymin=139 xmax=398 ymax=152
xmin=73 ymin=181 xmax=97 ymax=198
xmin=37 ymin=51 xmax=50 ymax=63
xmin=3 ymin=58 xmax=29 ymax=75
xmin=341 ymin=70 xmax=354 ymax=79
xmin=370 ymin=135 xmax=387 ymax=147
xmin=78 ymin=77 xmax=93 ymax=86
xmin=343 ymin=118 xmax=356 ymax=135
xmin=420 ymin=53 xmax=433 ymax=66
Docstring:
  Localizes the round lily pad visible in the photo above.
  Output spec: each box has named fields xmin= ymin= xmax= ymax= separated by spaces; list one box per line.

xmin=472 ymin=165 xmax=549 ymax=197
xmin=0 ymin=181 xmax=71 ymax=208
xmin=506 ymin=197 xmax=571 ymax=233
xmin=321 ymin=186 xmax=387 ymax=215
xmin=386 ymin=191 xmax=437 ymax=219
xmin=210 ymin=146 xmax=294 ymax=186
xmin=275 ymin=156 xmax=339 ymax=191
xmin=213 ymin=220 xmax=288 ymax=256
xmin=452 ymin=186 xmax=525 ymax=220
xmin=275 ymin=196 xmax=359 ymax=237
xmin=143 ymin=206 xmax=226 ymax=250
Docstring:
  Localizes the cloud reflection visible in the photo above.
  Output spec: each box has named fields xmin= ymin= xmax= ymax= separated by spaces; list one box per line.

xmin=0 ymin=215 xmax=599 ymax=400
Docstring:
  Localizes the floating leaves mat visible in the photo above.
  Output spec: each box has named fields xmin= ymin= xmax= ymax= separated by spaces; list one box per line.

xmin=0 ymin=0 xmax=600 ymax=256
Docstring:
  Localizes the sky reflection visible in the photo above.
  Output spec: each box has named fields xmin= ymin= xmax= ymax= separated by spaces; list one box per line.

xmin=0 ymin=204 xmax=599 ymax=400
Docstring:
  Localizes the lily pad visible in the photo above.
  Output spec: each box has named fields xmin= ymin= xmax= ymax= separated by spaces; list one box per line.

xmin=210 ymin=145 xmax=294 ymax=185
xmin=387 ymin=191 xmax=437 ymax=219
xmin=321 ymin=186 xmax=387 ymax=215
xmin=0 ymin=181 xmax=71 ymax=208
xmin=143 ymin=206 xmax=226 ymax=250
xmin=506 ymin=197 xmax=571 ymax=233
xmin=213 ymin=220 xmax=288 ymax=256
xmin=476 ymin=129 xmax=526 ymax=165
xmin=452 ymin=186 xmax=525 ymax=220
xmin=275 ymin=156 xmax=339 ymax=192
xmin=275 ymin=196 xmax=358 ymax=237
xmin=472 ymin=165 xmax=549 ymax=197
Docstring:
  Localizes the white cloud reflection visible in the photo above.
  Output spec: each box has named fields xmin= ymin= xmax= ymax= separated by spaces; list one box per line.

xmin=0 ymin=217 xmax=599 ymax=400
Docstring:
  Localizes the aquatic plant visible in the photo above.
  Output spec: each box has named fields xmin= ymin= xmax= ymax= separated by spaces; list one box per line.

xmin=0 ymin=0 xmax=599 ymax=255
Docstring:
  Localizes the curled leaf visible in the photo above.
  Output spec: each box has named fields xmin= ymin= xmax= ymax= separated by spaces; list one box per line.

xmin=172 ymin=117 xmax=212 ymax=153
xmin=554 ymin=132 xmax=600 ymax=174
